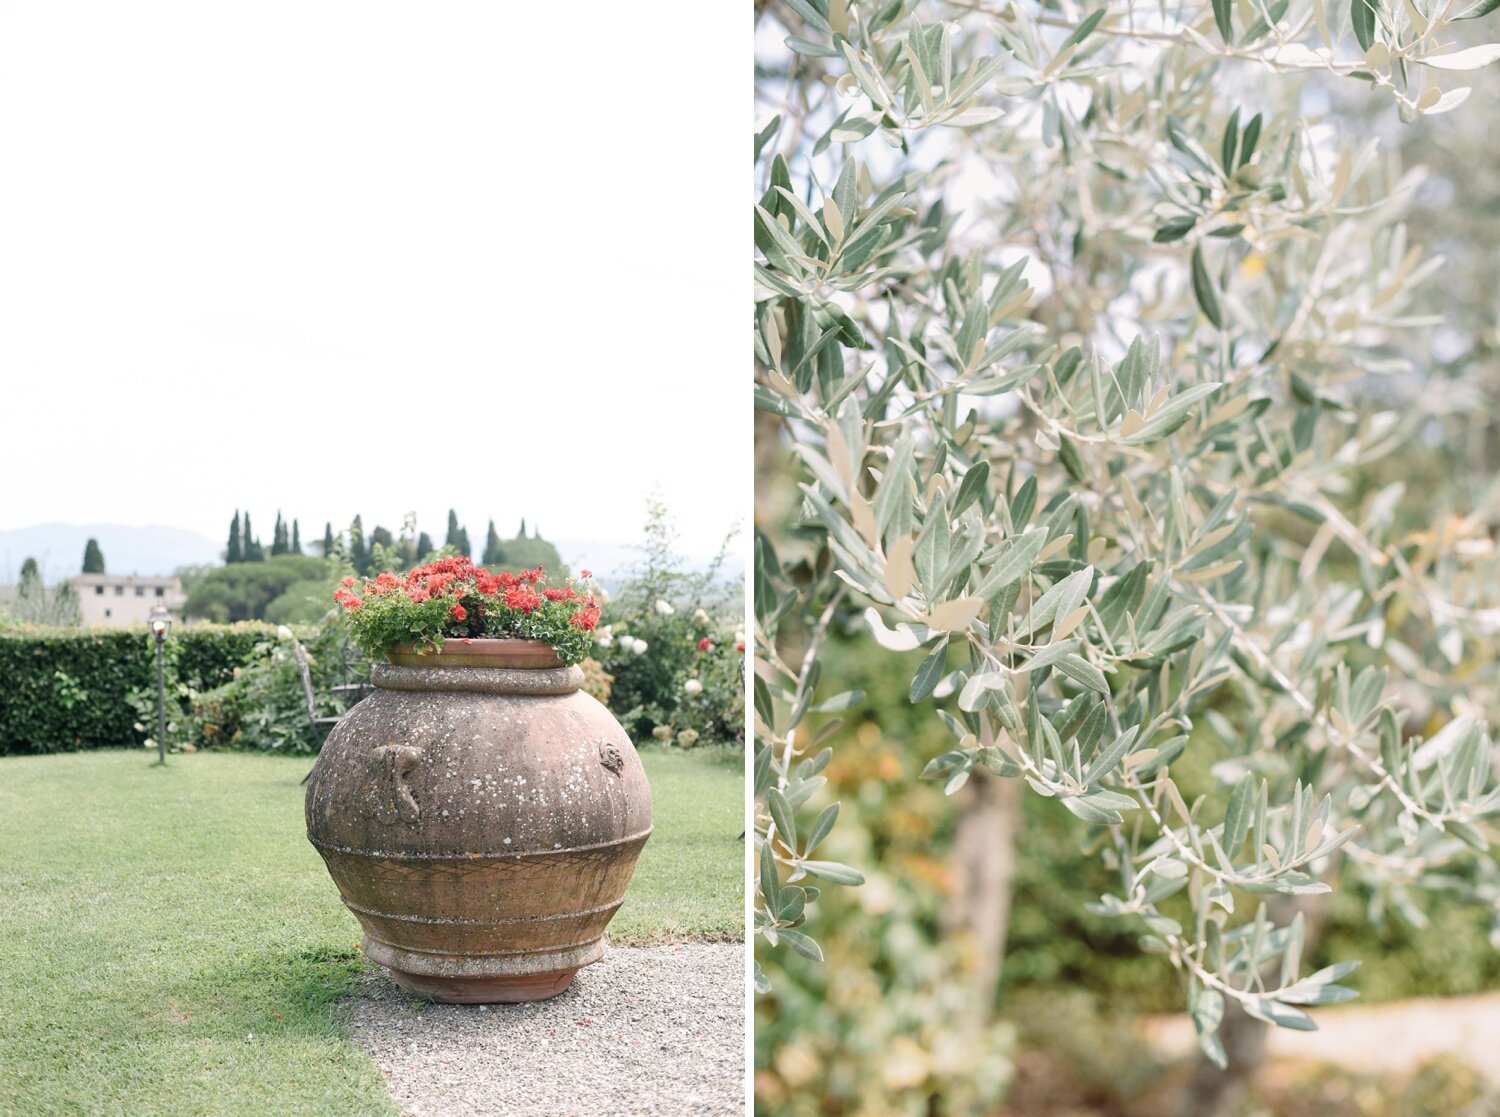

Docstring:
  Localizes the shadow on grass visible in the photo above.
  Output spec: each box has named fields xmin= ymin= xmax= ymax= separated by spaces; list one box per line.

xmin=172 ymin=944 xmax=372 ymax=1036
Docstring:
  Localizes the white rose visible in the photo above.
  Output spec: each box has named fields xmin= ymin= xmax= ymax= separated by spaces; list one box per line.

xmin=632 ymin=638 xmax=649 ymax=655
xmin=692 ymin=608 xmax=710 ymax=624
xmin=683 ymin=678 xmax=704 ymax=696
xmin=654 ymin=599 xmax=675 ymax=616
xmin=276 ymin=625 xmax=293 ymax=641
xmin=596 ymin=633 xmax=614 ymax=648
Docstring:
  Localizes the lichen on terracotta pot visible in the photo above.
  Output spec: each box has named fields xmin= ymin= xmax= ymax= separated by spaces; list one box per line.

xmin=304 ymin=637 xmax=652 ymax=1003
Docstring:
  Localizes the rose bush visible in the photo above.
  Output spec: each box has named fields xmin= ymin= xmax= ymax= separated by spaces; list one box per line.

xmin=595 ymin=606 xmax=745 ymax=747
xmin=675 ymin=628 xmax=747 ymax=747
xmin=585 ymin=498 xmax=745 ymax=748
xmin=335 ymin=557 xmax=601 ymax=664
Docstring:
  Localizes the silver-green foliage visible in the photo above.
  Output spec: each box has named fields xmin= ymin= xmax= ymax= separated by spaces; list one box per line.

xmin=753 ymin=0 xmax=1500 ymax=1064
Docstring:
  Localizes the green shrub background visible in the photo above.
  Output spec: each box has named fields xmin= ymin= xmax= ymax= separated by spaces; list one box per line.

xmin=0 ymin=625 xmax=273 ymax=755
xmin=0 ymin=606 xmax=747 ymax=756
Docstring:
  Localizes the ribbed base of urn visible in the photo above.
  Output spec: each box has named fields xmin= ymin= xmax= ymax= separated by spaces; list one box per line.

xmin=383 ymin=964 xmax=579 ymax=1003
xmin=361 ymin=933 xmax=603 ymax=1004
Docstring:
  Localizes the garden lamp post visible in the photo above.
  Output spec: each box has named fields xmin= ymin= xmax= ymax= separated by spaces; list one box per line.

xmin=148 ymin=604 xmax=171 ymax=766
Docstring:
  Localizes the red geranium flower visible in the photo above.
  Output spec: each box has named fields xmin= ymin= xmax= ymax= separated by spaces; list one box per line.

xmin=503 ymin=584 xmax=542 ymax=613
xmin=736 ymin=641 xmax=745 ymax=652
xmin=698 ymin=637 xmax=711 ymax=651
xmin=570 ymin=605 xmax=601 ymax=631
xmin=580 ymin=569 xmax=592 ymax=578
xmin=450 ymin=603 xmax=467 ymax=622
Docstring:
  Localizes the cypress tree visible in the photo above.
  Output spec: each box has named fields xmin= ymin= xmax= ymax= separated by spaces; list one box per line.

xmin=291 ymin=519 xmax=301 ymax=554
xmin=243 ymin=512 xmax=263 ymax=562
xmin=416 ymin=532 xmax=434 ymax=561
xmin=82 ymin=538 xmax=106 ymax=574
xmin=16 ymin=558 xmax=42 ymax=613
xmin=445 ymin=509 xmax=472 ymax=558
xmin=322 ymin=522 xmax=335 ymax=558
xmin=483 ymin=519 xmax=505 ymax=566
xmin=16 ymin=558 xmax=41 ymax=612
xmin=349 ymin=515 xmax=366 ymax=574
xmin=518 ymin=518 xmax=527 ymax=538
xmin=271 ymin=512 xmax=287 ymax=556
xmin=227 ymin=511 xmax=242 ymax=564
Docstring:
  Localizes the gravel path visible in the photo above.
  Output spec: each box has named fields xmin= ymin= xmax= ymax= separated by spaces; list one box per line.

xmin=1144 ymin=990 xmax=1500 ymax=1083
xmin=347 ymin=942 xmax=745 ymax=1117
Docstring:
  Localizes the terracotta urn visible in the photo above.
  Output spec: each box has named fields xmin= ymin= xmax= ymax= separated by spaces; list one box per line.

xmin=304 ymin=638 xmax=652 ymax=1003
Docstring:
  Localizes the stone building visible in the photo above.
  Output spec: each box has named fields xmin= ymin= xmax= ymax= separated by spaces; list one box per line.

xmin=68 ymin=574 xmax=186 ymax=627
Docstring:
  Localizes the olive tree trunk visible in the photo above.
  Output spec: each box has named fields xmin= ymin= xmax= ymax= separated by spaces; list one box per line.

xmin=942 ymin=770 xmax=1022 ymax=1012
xmin=1175 ymin=893 xmax=1331 ymax=1117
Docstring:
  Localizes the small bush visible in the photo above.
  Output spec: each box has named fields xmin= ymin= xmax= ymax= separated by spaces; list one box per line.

xmin=179 ymin=622 xmax=352 ymax=754
xmin=579 ymin=657 xmax=612 ymax=706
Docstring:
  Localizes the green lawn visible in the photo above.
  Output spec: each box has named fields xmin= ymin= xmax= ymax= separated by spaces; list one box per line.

xmin=0 ymin=747 xmax=743 ymax=1117
xmin=607 ymin=747 xmax=746 ymax=943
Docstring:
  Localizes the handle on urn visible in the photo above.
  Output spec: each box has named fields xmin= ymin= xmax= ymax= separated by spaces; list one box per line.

xmin=373 ymin=744 xmax=424 ymax=824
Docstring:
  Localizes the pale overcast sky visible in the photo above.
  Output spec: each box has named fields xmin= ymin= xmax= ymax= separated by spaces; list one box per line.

xmin=0 ymin=4 xmax=740 ymax=555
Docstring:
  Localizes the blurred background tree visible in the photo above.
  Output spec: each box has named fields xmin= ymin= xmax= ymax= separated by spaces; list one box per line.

xmin=2 ymin=557 xmax=81 ymax=627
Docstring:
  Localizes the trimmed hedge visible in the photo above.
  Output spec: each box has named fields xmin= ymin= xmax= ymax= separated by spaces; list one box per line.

xmin=0 ymin=625 xmax=278 ymax=755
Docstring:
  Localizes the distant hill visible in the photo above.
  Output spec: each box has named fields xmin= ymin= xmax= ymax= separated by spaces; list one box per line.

xmin=0 ymin=524 xmax=743 ymax=588
xmin=551 ymin=539 xmax=744 ymax=590
xmin=0 ymin=523 xmax=223 ymax=583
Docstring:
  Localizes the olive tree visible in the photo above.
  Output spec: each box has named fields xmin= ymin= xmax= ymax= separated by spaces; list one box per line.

xmin=752 ymin=0 xmax=1500 ymax=1086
